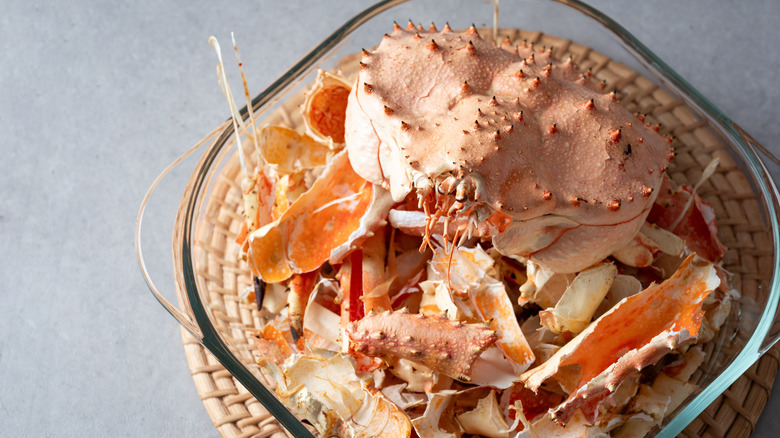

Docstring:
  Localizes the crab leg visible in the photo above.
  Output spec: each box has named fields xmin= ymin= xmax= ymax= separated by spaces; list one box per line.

xmin=235 ymin=166 xmax=275 ymax=250
xmin=210 ymin=36 xmax=279 ymax=257
xmin=287 ymin=270 xmax=320 ymax=342
xmin=340 ymin=250 xmax=365 ymax=326
xmin=521 ymin=254 xmax=719 ymax=425
xmin=469 ymin=280 xmax=536 ymax=375
xmin=339 ymin=250 xmax=363 ymax=353
xmin=361 ymin=227 xmax=392 ymax=314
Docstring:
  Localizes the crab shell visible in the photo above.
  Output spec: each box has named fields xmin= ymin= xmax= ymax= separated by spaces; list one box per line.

xmin=344 ymin=26 xmax=672 ymax=273
xmin=303 ymin=70 xmax=353 ymax=146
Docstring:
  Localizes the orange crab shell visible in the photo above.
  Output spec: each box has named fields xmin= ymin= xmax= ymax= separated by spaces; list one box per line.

xmin=521 ymin=254 xmax=720 ymax=425
xmin=247 ymin=150 xmax=375 ymax=283
xmin=304 ymin=70 xmax=352 ymax=145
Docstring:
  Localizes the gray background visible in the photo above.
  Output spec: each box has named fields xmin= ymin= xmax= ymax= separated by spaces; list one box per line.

xmin=1 ymin=0 xmax=778 ymax=436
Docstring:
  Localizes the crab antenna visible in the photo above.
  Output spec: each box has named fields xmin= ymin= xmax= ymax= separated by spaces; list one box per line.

xmin=209 ymin=35 xmax=248 ymax=175
xmin=231 ymin=32 xmax=263 ymax=160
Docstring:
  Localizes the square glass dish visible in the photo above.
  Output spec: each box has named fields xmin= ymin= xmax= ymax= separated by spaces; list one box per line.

xmin=137 ymin=0 xmax=780 ymax=436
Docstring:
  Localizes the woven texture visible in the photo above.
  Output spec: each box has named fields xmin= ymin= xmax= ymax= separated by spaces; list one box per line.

xmin=181 ymin=29 xmax=779 ymax=437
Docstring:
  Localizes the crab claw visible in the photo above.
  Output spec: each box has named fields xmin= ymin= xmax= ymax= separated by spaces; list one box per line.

xmin=346 ymin=310 xmax=499 ymax=382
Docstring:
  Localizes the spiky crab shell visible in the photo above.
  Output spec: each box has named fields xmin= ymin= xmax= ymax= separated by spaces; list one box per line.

xmin=345 ymin=309 xmax=499 ymax=382
xmin=345 ymin=26 xmax=672 ymax=272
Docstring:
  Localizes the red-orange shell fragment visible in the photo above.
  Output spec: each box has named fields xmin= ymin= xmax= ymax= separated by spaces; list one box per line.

xmin=647 ymin=176 xmax=726 ymax=262
xmin=304 ymin=70 xmax=352 ymax=144
xmin=346 ymin=310 xmax=499 ymax=382
xmin=500 ymin=384 xmax=564 ymax=429
xmin=521 ymin=254 xmax=719 ymax=425
xmin=247 ymin=151 xmax=373 ymax=283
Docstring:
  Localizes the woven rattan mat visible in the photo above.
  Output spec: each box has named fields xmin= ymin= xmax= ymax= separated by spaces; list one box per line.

xmin=180 ymin=29 xmax=780 ymax=438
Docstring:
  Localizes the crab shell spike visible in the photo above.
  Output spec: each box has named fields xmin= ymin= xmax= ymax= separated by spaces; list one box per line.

xmin=406 ymin=19 xmax=415 ymax=30
xmin=608 ymin=128 xmax=622 ymax=143
xmin=344 ymin=28 xmax=672 ymax=272
xmin=346 ymin=310 xmax=499 ymax=381
xmin=392 ymin=21 xmax=402 ymax=32
xmin=427 ymin=39 xmax=439 ymax=51
xmin=467 ymin=24 xmax=480 ymax=37
xmin=442 ymin=22 xmax=452 ymax=32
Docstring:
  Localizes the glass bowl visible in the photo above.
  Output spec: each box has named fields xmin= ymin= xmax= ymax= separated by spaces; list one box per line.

xmin=136 ymin=0 xmax=780 ymax=436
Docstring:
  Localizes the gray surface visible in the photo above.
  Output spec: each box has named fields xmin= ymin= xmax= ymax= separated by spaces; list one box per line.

xmin=0 ymin=0 xmax=778 ymax=436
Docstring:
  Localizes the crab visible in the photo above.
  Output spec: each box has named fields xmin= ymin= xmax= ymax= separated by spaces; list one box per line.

xmin=345 ymin=24 xmax=673 ymax=273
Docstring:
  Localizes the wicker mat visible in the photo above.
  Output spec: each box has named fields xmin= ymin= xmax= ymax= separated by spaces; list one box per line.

xmin=180 ymin=29 xmax=780 ymax=438
xmin=180 ymin=330 xmax=780 ymax=438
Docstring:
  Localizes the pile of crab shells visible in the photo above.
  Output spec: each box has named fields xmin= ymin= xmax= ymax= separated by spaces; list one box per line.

xmin=234 ymin=22 xmax=734 ymax=438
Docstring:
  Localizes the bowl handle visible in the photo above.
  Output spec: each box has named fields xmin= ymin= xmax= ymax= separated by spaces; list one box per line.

xmin=733 ymin=124 xmax=780 ymax=354
xmin=135 ymin=123 xmax=228 ymax=341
